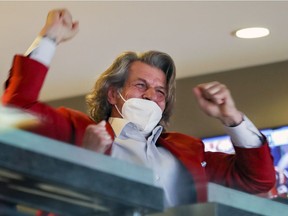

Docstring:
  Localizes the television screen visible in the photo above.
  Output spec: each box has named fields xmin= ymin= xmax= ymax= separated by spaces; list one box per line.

xmin=202 ymin=125 xmax=288 ymax=198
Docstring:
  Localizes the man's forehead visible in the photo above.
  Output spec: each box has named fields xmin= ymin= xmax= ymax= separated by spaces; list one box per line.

xmin=129 ymin=62 xmax=166 ymax=78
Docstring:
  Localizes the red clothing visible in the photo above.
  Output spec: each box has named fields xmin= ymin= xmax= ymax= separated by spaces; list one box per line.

xmin=3 ymin=55 xmax=276 ymax=204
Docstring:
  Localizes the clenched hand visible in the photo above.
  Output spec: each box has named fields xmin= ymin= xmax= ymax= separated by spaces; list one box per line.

xmin=193 ymin=81 xmax=243 ymax=126
xmin=39 ymin=9 xmax=79 ymax=44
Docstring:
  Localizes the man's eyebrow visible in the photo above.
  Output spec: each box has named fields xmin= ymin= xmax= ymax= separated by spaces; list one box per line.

xmin=133 ymin=78 xmax=167 ymax=90
xmin=131 ymin=78 xmax=148 ymax=84
xmin=156 ymin=86 xmax=167 ymax=91
xmin=135 ymin=78 xmax=146 ymax=82
xmin=130 ymin=78 xmax=147 ymax=85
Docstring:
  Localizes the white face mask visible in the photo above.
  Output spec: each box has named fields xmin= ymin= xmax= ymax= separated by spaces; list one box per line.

xmin=114 ymin=92 xmax=163 ymax=134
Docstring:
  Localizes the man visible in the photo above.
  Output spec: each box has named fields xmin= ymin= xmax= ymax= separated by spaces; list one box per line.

xmin=2 ymin=9 xmax=275 ymax=209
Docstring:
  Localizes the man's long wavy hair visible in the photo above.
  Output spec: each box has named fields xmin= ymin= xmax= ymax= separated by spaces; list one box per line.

xmin=86 ymin=50 xmax=176 ymax=131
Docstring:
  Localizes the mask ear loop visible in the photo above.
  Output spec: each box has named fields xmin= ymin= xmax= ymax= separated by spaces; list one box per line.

xmin=114 ymin=104 xmax=124 ymax=118
xmin=117 ymin=90 xmax=127 ymax=102
xmin=114 ymin=90 xmax=126 ymax=118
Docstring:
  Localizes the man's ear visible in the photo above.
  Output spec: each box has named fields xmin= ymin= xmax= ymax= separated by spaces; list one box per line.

xmin=107 ymin=87 xmax=118 ymax=105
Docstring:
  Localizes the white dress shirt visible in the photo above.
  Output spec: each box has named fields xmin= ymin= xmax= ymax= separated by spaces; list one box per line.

xmin=109 ymin=117 xmax=196 ymax=207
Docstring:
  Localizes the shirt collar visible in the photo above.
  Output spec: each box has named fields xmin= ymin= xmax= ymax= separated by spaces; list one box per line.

xmin=108 ymin=117 xmax=130 ymax=137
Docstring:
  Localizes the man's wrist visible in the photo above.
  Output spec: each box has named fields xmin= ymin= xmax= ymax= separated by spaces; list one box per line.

xmin=220 ymin=112 xmax=244 ymax=127
xmin=42 ymin=35 xmax=57 ymax=44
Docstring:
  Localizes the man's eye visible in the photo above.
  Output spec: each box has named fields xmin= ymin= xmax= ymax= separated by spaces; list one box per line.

xmin=135 ymin=83 xmax=146 ymax=89
xmin=159 ymin=92 xmax=167 ymax=100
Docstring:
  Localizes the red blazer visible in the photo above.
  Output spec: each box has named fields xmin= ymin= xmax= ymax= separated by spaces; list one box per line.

xmin=2 ymin=55 xmax=276 ymax=203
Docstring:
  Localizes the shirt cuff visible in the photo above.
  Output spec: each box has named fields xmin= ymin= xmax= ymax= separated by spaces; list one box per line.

xmin=24 ymin=36 xmax=56 ymax=67
xmin=223 ymin=115 xmax=264 ymax=148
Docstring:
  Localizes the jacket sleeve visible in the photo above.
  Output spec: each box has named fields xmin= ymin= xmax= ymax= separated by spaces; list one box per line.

xmin=205 ymin=140 xmax=276 ymax=194
xmin=2 ymin=55 xmax=93 ymax=145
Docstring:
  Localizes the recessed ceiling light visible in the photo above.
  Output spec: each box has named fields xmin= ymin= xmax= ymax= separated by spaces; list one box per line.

xmin=234 ymin=27 xmax=270 ymax=39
